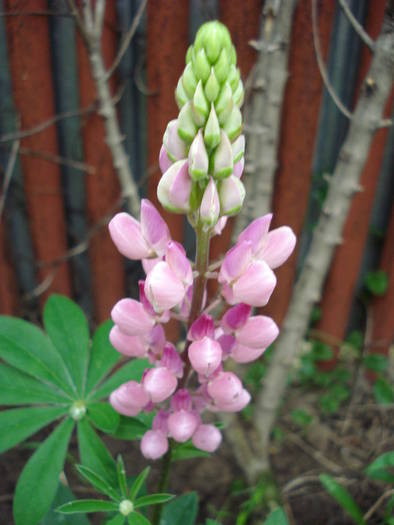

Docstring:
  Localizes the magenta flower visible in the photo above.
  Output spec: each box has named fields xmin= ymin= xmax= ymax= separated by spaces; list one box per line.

xmin=192 ymin=424 xmax=222 ymax=452
xmin=141 ymin=430 xmax=169 ymax=460
xmin=142 ymin=367 xmax=178 ymax=403
xmin=109 ymin=381 xmax=150 ymax=417
xmin=111 ymin=298 xmax=155 ymax=336
xmin=188 ymin=336 xmax=222 ymax=376
xmin=168 ymin=410 xmax=199 ymax=443
xmin=109 ymin=325 xmax=147 ymax=357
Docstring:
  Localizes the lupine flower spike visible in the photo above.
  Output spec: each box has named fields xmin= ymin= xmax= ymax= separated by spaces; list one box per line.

xmin=107 ymin=21 xmax=296 ymax=460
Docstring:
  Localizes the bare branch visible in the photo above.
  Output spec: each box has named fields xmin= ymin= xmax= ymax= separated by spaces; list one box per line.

xmin=93 ymin=0 xmax=106 ymax=36
xmin=66 ymin=0 xmax=90 ymax=45
xmin=106 ymin=0 xmax=148 ymax=80
xmin=338 ymin=0 xmax=375 ymax=51
xmin=364 ymin=489 xmax=394 ymax=521
xmin=18 ymin=147 xmax=95 ymax=174
xmin=0 ymin=139 xmax=20 ymax=221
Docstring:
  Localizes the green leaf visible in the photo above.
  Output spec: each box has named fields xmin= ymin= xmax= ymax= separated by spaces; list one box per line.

xmin=0 ymin=406 xmax=68 ymax=453
xmin=373 ymin=378 xmax=394 ymax=405
xmin=129 ymin=467 xmax=150 ymax=501
xmin=290 ymin=409 xmax=313 ymax=427
xmin=263 ymin=507 xmax=289 ymax=525
xmin=77 ymin=419 xmax=117 ymax=487
xmin=89 ymin=359 xmax=150 ymax=401
xmin=117 ymin=455 xmax=128 ymax=498
xmin=13 ymin=418 xmax=74 ymax=525
xmin=44 ymin=295 xmax=90 ymax=395
xmin=319 ymin=474 xmax=365 ymax=525
xmin=111 ymin=414 xmax=153 ymax=440
xmin=85 ymin=320 xmax=121 ymax=394
xmin=106 ymin=515 xmax=125 ymax=525
xmin=205 ymin=520 xmax=222 ymax=525
xmin=39 ymin=483 xmax=90 ymax=525
xmin=134 ymin=494 xmax=174 ymax=509
xmin=0 ymin=363 xmax=69 ymax=405
xmin=365 ymin=270 xmax=388 ymax=296
xmin=88 ymin=402 xmax=120 ymax=433
xmin=129 ymin=512 xmax=151 ymax=525
xmin=172 ymin=441 xmax=210 ymax=461
xmin=365 ymin=451 xmax=394 ymax=484
xmin=311 ymin=341 xmax=333 ymax=361
xmin=363 ymin=354 xmax=387 ymax=373
xmin=0 ymin=316 xmax=74 ymax=395
xmin=76 ymin=465 xmax=121 ymax=501
xmin=57 ymin=499 xmax=118 ymax=514
xmin=160 ymin=493 xmax=198 ymax=525
xmin=346 ymin=331 xmax=363 ymax=351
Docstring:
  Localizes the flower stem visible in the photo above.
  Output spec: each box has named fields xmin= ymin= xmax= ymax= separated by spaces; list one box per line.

xmin=151 ymin=445 xmax=172 ymax=525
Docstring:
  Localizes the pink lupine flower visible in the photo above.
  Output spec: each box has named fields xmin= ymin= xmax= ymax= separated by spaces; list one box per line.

xmin=145 ymin=261 xmax=187 ymax=312
xmin=187 ymin=313 xmax=215 ymax=341
xmin=159 ymin=343 xmax=184 ymax=378
xmin=157 ymin=159 xmax=192 ymax=213
xmin=188 ymin=129 xmax=209 ymax=180
xmin=159 ymin=145 xmax=172 ymax=174
xmin=200 ymin=177 xmax=220 ymax=226
xmin=141 ymin=430 xmax=169 ymax=460
xmin=109 ymin=381 xmax=150 ymax=417
xmin=213 ymin=130 xmax=233 ymax=179
xmin=168 ymin=410 xmax=200 ymax=443
xmin=163 ymin=119 xmax=187 ymax=161
xmin=188 ymin=336 xmax=222 ymax=376
xmin=108 ymin=199 xmax=170 ymax=260
xmin=109 ymin=325 xmax=147 ymax=357
xmin=232 ymin=134 xmax=245 ymax=163
xmin=219 ymin=175 xmax=245 ymax=216
xmin=142 ymin=367 xmax=177 ymax=403
xmin=236 ymin=316 xmax=279 ymax=349
xmin=238 ymin=214 xmax=296 ymax=269
xmin=207 ymin=371 xmax=243 ymax=405
xmin=215 ymin=388 xmax=251 ymax=412
xmin=152 ymin=409 xmax=170 ymax=433
xmin=192 ymin=424 xmax=222 ymax=452
xmin=142 ymin=256 xmax=162 ymax=275
xmin=221 ymin=303 xmax=251 ymax=332
xmin=111 ymin=298 xmax=155 ymax=336
xmin=233 ymin=157 xmax=244 ymax=179
xmin=213 ymin=216 xmax=228 ymax=236
xmin=171 ymin=389 xmax=192 ymax=411
xmin=165 ymin=242 xmax=193 ymax=288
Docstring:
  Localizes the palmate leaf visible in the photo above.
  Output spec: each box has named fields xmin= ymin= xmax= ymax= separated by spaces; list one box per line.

xmin=111 ymin=413 xmax=154 ymax=441
xmin=129 ymin=467 xmax=150 ymax=501
xmin=129 ymin=512 xmax=152 ymax=525
xmin=106 ymin=515 xmax=125 ymax=525
xmin=39 ymin=483 xmax=90 ymax=525
xmin=13 ymin=418 xmax=75 ymax=525
xmin=0 ymin=316 xmax=75 ymax=396
xmin=57 ymin=499 xmax=118 ymax=514
xmin=76 ymin=465 xmax=121 ymax=501
xmin=43 ymin=295 xmax=90 ymax=395
xmin=0 ymin=405 xmax=69 ymax=453
xmin=117 ymin=455 xmax=129 ymax=498
xmin=0 ymin=363 xmax=69 ymax=405
xmin=263 ymin=508 xmax=289 ymax=525
xmin=134 ymin=494 xmax=174 ymax=509
xmin=87 ymin=402 xmax=120 ymax=433
xmin=160 ymin=493 xmax=199 ymax=525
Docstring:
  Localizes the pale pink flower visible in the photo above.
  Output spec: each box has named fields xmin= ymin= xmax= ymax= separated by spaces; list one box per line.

xmin=168 ymin=410 xmax=200 ymax=443
xmin=142 ymin=367 xmax=177 ymax=403
xmin=192 ymin=424 xmax=222 ymax=452
xmin=109 ymin=381 xmax=150 ymax=417
xmin=141 ymin=430 xmax=169 ymax=460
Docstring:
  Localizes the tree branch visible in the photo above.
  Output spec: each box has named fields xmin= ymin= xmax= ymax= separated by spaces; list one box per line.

xmin=338 ymin=0 xmax=375 ymax=51
xmin=253 ymin=13 xmax=394 ymax=471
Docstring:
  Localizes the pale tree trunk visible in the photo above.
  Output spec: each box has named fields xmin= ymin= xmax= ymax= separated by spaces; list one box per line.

xmin=254 ymin=15 xmax=394 ymax=467
xmin=233 ymin=0 xmax=298 ymax=241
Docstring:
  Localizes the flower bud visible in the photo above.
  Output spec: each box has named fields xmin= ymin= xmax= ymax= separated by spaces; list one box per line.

xmin=189 ymin=336 xmax=223 ymax=376
xmin=188 ymin=130 xmax=209 ymax=181
xmin=193 ymin=48 xmax=210 ymax=82
xmin=233 ymin=158 xmax=245 ymax=179
xmin=109 ymin=326 xmax=147 ymax=357
xmin=192 ymin=424 xmax=222 ymax=452
xmin=207 ymin=371 xmax=243 ymax=405
xmin=142 ymin=367 xmax=177 ymax=403
xmin=109 ymin=213 xmax=152 ymax=260
xmin=110 ymin=381 xmax=150 ymax=417
xmin=157 ymin=160 xmax=192 ymax=213
xmin=219 ymin=175 xmax=245 ymax=216
xmin=216 ymin=388 xmax=251 ymax=412
xmin=228 ymin=65 xmax=241 ymax=91
xmin=223 ymin=105 xmax=242 ymax=141
xmin=213 ymin=130 xmax=233 ymax=179
xmin=163 ymin=120 xmax=187 ymax=161
xmin=221 ymin=303 xmax=251 ymax=332
xmin=232 ymin=134 xmax=245 ymax=163
xmin=177 ymin=102 xmax=198 ymax=143
xmin=215 ymin=82 xmax=234 ymax=125
xmin=192 ymin=80 xmax=209 ymax=126
xmin=233 ymin=78 xmax=244 ymax=107
xmin=152 ymin=409 xmax=170 ymax=433
xmin=175 ymin=76 xmax=189 ymax=109
xmin=204 ymin=68 xmax=220 ymax=103
xmin=171 ymin=389 xmax=192 ymax=411
xmin=200 ymin=177 xmax=220 ymax=227
xmin=159 ymin=145 xmax=172 ymax=174
xmin=230 ymin=44 xmax=237 ymax=65
xmin=144 ymin=260 xmax=186 ymax=312
xmin=168 ymin=410 xmax=199 ymax=443
xmin=204 ymin=104 xmax=221 ymax=150
xmin=188 ymin=313 xmax=215 ymax=341
xmin=214 ymin=47 xmax=230 ymax=83
xmin=182 ymin=62 xmax=197 ymax=99
xmin=141 ymin=430 xmax=168 ymax=460
xmin=111 ymin=299 xmax=154 ymax=336
xmin=159 ymin=343 xmax=184 ymax=378
xmin=186 ymin=45 xmax=193 ymax=64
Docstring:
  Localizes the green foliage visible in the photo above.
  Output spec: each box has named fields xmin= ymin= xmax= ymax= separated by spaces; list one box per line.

xmin=319 ymin=474 xmax=365 ymax=525
xmin=39 ymin=483 xmax=90 ymax=525
xmin=345 ymin=330 xmax=364 ymax=351
xmin=263 ymin=507 xmax=289 ymax=525
xmin=365 ymin=270 xmax=388 ymax=296
xmin=373 ymin=377 xmax=394 ymax=405
xmin=0 ymin=294 xmax=151 ymax=525
xmin=365 ymin=451 xmax=394 ymax=484
xmin=290 ymin=409 xmax=313 ymax=428
xmin=171 ymin=441 xmax=210 ymax=461
xmin=363 ymin=354 xmax=387 ymax=373
xmin=160 ymin=493 xmax=199 ymax=525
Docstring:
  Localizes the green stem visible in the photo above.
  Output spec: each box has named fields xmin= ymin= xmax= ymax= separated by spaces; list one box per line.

xmin=151 ymin=445 xmax=172 ymax=525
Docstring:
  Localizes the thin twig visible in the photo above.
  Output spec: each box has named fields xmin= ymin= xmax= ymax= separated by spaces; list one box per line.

xmin=93 ymin=0 xmax=106 ymax=36
xmin=0 ymin=103 xmax=96 ymax=144
xmin=66 ymin=0 xmax=90 ymax=45
xmin=18 ymin=147 xmax=95 ymax=174
xmin=285 ymin=431 xmax=343 ymax=473
xmin=0 ymin=139 xmax=20 ymax=221
xmin=106 ymin=0 xmax=148 ymax=79
xmin=363 ymin=488 xmax=394 ymax=521
xmin=338 ymin=0 xmax=375 ymax=51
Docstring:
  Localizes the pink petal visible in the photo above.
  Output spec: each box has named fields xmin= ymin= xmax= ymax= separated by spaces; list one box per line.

xmin=192 ymin=424 xmax=222 ymax=452
xmin=217 ymin=333 xmax=236 ymax=358
xmin=140 ymin=199 xmax=171 ymax=257
xmin=163 ymin=119 xmax=187 ymax=160
xmin=218 ymin=240 xmax=252 ymax=283
xmin=257 ymin=226 xmax=296 ymax=269
xmin=144 ymin=261 xmax=186 ymax=312
xmin=233 ymin=157 xmax=244 ymax=179
xmin=187 ymin=314 xmax=215 ymax=341
xmin=109 ymin=325 xmax=147 ymax=357
xmin=108 ymin=213 xmax=151 ymax=260
xmin=171 ymin=389 xmax=192 ymax=412
xmin=165 ymin=241 xmax=193 ymax=287
xmin=169 ymin=160 xmax=192 ymax=209
xmin=219 ymin=175 xmax=245 ymax=216
xmin=141 ymin=430 xmax=169 ymax=460
xmin=168 ymin=410 xmax=199 ymax=443
xmin=142 ymin=257 xmax=162 ymax=275
xmin=231 ymin=343 xmax=267 ymax=363
xmin=109 ymin=381 xmax=150 ymax=416
xmin=237 ymin=214 xmax=273 ymax=253
xmin=159 ymin=145 xmax=172 ymax=174
xmin=142 ymin=367 xmax=177 ymax=403
xmin=236 ymin=315 xmax=279 ymax=349
xmin=111 ymin=298 xmax=154 ymax=336
xmin=207 ymin=371 xmax=243 ymax=405
xmin=213 ymin=216 xmax=228 ymax=236
xmin=200 ymin=177 xmax=220 ymax=226
xmin=188 ymin=337 xmax=223 ymax=376
xmin=216 ymin=388 xmax=251 ymax=412
xmin=152 ymin=409 xmax=170 ymax=433
xmin=159 ymin=343 xmax=184 ymax=378
xmin=221 ymin=303 xmax=251 ymax=332
xmin=232 ymin=260 xmax=277 ymax=307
